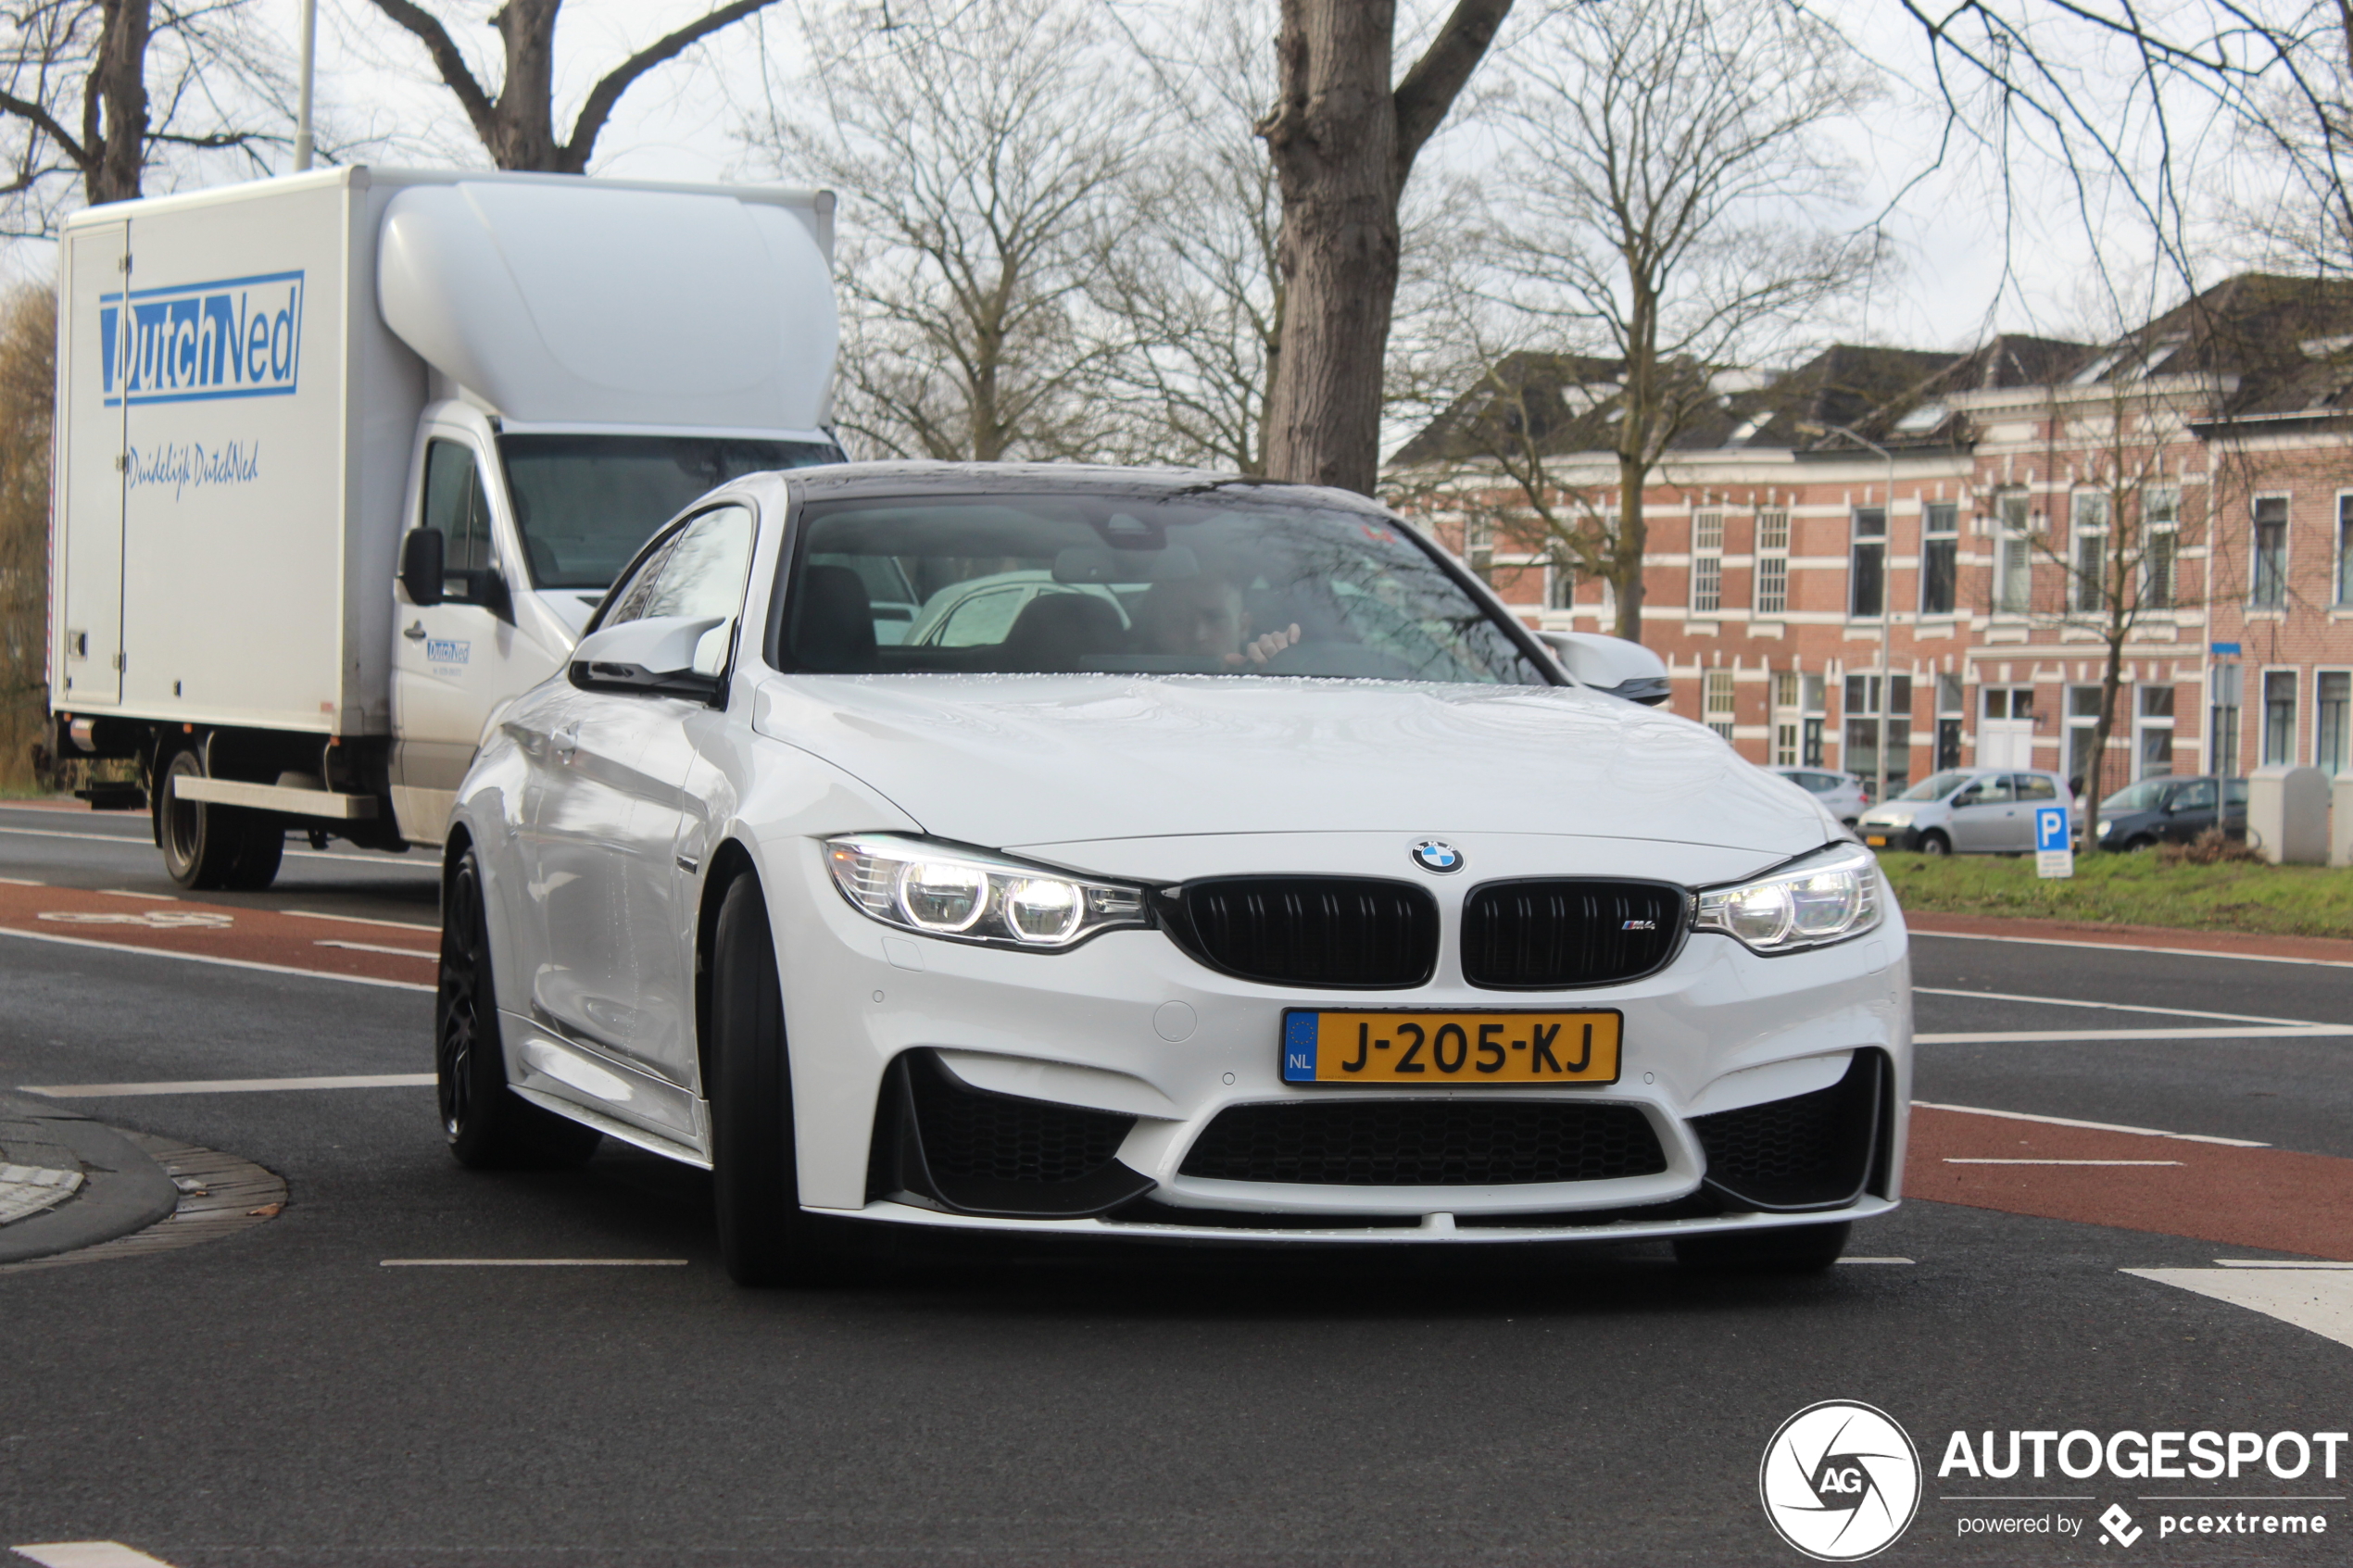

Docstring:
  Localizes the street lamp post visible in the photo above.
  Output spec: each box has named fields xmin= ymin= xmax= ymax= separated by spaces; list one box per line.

xmin=1804 ymin=420 xmax=1899 ymax=806
xmin=295 ymin=0 xmax=318 ymax=172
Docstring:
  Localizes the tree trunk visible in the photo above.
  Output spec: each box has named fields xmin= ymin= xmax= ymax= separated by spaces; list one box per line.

xmin=2086 ymin=633 xmax=2126 ymax=846
xmin=1259 ymin=1 xmax=1399 ymax=494
xmin=1611 ymin=453 xmax=1648 ymax=642
xmin=489 ymin=0 xmax=563 ymax=172
xmin=85 ymin=0 xmax=154 ymax=205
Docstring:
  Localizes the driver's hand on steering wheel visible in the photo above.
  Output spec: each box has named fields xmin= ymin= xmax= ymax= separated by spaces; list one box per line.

xmin=1228 ymin=622 xmax=1302 ymax=668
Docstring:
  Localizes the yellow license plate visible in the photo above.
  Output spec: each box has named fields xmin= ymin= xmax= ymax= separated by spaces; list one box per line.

xmin=1281 ymin=1010 xmax=1621 ymax=1085
xmin=1864 ymin=834 xmax=1888 ymax=847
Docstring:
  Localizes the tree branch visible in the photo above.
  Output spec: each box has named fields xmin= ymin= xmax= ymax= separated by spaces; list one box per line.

xmin=0 ymin=90 xmax=94 ymax=174
xmin=1392 ymin=0 xmax=1515 ymax=183
xmin=560 ymin=0 xmax=780 ymax=173
xmin=367 ymin=0 xmax=498 ymax=146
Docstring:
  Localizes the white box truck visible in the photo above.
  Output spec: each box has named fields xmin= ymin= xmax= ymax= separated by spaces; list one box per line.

xmin=47 ymin=167 xmax=843 ymax=888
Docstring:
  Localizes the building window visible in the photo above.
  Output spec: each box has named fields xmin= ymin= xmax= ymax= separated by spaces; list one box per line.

xmin=1755 ymin=509 xmax=1789 ymax=616
xmin=1843 ymin=673 xmax=1911 ymax=794
xmin=2136 ymin=684 xmax=2175 ymax=778
xmin=1703 ymin=669 xmax=1736 ymax=741
xmin=1933 ymin=671 xmax=1964 ymax=770
xmin=2262 ymin=670 xmax=2297 ymax=765
xmin=2318 ymin=671 xmax=2350 ymax=776
xmin=2210 ymin=662 xmax=2242 ymax=777
xmin=1690 ymin=510 xmax=1723 ymax=615
xmin=2071 ymin=490 xmax=2109 ymax=612
xmin=1802 ymin=672 xmax=1826 ymax=766
xmin=1770 ymin=669 xmax=1800 ymax=764
xmin=1994 ymin=491 xmax=2032 ymax=615
xmin=1545 ymin=558 xmax=1576 ymax=610
xmin=1919 ymin=502 xmax=1958 ymax=616
xmin=2140 ymin=483 xmax=2180 ymax=609
xmin=1850 ymin=508 xmax=1887 ymax=617
xmin=2337 ymin=495 xmax=2353 ymax=606
xmin=2065 ymin=684 xmax=2112 ymax=797
xmin=2252 ymin=496 xmax=2288 ymax=608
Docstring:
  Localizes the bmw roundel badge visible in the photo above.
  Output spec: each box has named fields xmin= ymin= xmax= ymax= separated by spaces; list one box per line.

xmin=1409 ymin=838 xmax=1464 ymax=874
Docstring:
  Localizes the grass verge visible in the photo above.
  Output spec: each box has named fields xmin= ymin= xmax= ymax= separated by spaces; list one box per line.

xmin=1879 ymin=849 xmax=2353 ymax=938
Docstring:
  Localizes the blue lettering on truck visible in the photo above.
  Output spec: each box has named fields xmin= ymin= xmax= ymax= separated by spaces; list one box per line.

xmin=98 ymin=271 xmax=302 ymax=406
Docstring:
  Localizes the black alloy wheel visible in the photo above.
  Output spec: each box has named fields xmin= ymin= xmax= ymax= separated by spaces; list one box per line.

xmin=1674 ymin=1220 xmax=1851 ymax=1272
xmin=436 ymin=847 xmax=601 ymax=1169
xmin=709 ymin=872 xmax=841 ymax=1286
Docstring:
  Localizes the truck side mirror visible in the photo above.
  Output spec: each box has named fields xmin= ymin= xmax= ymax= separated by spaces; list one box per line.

xmin=401 ymin=530 xmax=445 ymax=607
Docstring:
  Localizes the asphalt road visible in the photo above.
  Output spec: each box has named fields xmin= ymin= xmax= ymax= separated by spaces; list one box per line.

xmin=2 ymin=803 xmax=2349 ymax=1566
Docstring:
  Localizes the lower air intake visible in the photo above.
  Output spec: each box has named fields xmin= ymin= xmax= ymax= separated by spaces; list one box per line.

xmin=1178 ymin=1098 xmax=1667 ymax=1186
xmin=1689 ymin=1049 xmax=1887 ymax=1211
xmin=872 ymin=1052 xmax=1152 ymax=1218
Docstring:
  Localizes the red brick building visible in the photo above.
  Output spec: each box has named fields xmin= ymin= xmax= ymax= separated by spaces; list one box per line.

xmin=1391 ymin=275 xmax=2353 ymax=801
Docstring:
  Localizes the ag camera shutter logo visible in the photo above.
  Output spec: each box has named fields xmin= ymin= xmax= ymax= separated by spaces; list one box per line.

xmin=1760 ymin=1400 xmax=1921 ymax=1561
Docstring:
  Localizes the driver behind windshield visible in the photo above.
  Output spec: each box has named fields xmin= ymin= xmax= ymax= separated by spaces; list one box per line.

xmin=1128 ymin=571 xmax=1301 ymax=668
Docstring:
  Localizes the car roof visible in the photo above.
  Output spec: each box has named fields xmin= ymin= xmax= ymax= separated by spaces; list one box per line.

xmin=773 ymin=459 xmax=1397 ymax=515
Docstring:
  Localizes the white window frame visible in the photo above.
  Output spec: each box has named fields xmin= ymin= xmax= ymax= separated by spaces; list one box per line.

xmin=2133 ymin=684 xmax=2176 ymax=780
xmin=2260 ymin=666 xmax=2299 ymax=766
xmin=1690 ymin=510 xmax=1723 ymax=615
xmin=1994 ymin=491 xmax=2032 ymax=616
xmin=1755 ymin=508 xmax=1790 ymax=617
xmin=1769 ymin=668 xmax=1801 ymax=765
xmin=2335 ymin=493 xmax=2353 ymax=608
xmin=2314 ymin=667 xmax=2349 ymax=777
xmin=1703 ymin=668 xmax=1737 ymax=742
xmin=2251 ymin=494 xmax=2290 ymax=609
xmin=1919 ymin=501 xmax=1959 ymax=617
xmin=1544 ymin=558 xmax=1576 ymax=610
xmin=2142 ymin=482 xmax=2180 ymax=610
xmin=2071 ymin=490 xmax=2109 ymax=613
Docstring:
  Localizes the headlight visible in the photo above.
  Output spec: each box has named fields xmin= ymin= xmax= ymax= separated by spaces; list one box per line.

xmin=2095 ymin=819 xmax=2114 ymax=837
xmin=1692 ymin=843 xmax=1883 ymax=954
xmin=825 ymin=834 xmax=1151 ymax=950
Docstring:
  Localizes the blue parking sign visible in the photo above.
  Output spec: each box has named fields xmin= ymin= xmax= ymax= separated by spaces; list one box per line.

xmin=2034 ymin=805 xmax=2070 ymax=852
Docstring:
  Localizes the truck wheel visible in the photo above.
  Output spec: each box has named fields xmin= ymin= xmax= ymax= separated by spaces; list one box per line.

xmin=225 ymin=823 xmax=285 ymax=890
xmin=1674 ymin=1221 xmax=1850 ymax=1273
xmin=710 ymin=873 xmax=840 ymax=1286
xmin=436 ymin=847 xmax=601 ymax=1170
xmin=159 ymin=749 xmax=244 ymax=890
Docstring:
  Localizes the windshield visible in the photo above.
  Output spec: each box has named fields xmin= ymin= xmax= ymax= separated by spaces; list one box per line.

xmin=1898 ymin=769 xmax=1976 ymax=802
xmin=776 ymin=494 xmax=1548 ymax=684
xmin=499 ymin=433 xmax=840 ymax=589
xmin=2102 ymin=778 xmax=2171 ymax=812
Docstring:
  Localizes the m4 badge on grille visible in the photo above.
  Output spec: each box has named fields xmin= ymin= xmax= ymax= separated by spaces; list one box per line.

xmin=1622 ymin=919 xmax=1656 ymax=931
xmin=1409 ymin=838 xmax=1464 ymax=873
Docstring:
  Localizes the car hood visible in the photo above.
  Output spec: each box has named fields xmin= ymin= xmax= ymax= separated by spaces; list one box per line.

xmin=751 ymin=674 xmax=1833 ymax=856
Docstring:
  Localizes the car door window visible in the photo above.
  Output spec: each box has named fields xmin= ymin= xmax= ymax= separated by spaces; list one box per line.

xmin=2174 ymin=779 xmax=2216 ymax=810
xmin=935 ymin=587 xmax=1031 ymax=646
xmin=600 ymin=530 xmax=684 ymax=628
xmin=2011 ymin=775 xmax=2057 ymax=802
xmin=422 ymin=439 xmax=495 ymax=583
xmin=635 ymin=506 xmax=755 ymax=622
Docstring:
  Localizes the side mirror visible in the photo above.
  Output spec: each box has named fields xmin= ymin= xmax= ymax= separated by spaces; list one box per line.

xmin=569 ymin=614 xmax=730 ymax=701
xmin=1537 ymin=631 xmax=1671 ymax=706
xmin=400 ymin=529 xmax=445 ymax=607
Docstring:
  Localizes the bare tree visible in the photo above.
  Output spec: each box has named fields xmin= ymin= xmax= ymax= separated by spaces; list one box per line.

xmin=367 ymin=0 xmax=775 ymax=172
xmin=747 ymin=0 xmax=1146 ymax=462
xmin=0 ymin=283 xmax=53 ymax=791
xmin=0 ymin=0 xmax=292 ymax=231
xmin=1256 ymin=0 xmax=1513 ymax=494
xmin=1403 ymin=0 xmax=1881 ymax=644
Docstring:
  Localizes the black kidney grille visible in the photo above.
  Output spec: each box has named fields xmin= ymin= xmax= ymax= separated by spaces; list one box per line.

xmin=1179 ymin=1099 xmax=1667 ymax=1185
xmin=1462 ymin=880 xmax=1687 ymax=988
xmin=1173 ymin=878 xmax=1437 ymax=988
xmin=1689 ymin=1050 xmax=1884 ymax=1210
xmin=907 ymin=1055 xmax=1134 ymax=1185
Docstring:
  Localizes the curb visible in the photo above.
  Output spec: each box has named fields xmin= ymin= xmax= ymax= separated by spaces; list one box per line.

xmin=1903 ymin=912 xmax=2353 ymax=964
xmin=0 ymin=1093 xmax=180 ymax=1266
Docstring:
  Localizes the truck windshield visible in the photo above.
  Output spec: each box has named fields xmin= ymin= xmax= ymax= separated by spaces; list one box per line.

xmin=498 ymin=433 xmax=839 ymax=589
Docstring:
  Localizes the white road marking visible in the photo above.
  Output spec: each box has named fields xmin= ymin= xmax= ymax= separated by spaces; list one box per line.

xmin=1911 ymin=928 xmax=2353 ymax=970
xmin=2216 ymin=1260 xmax=2353 ymax=1270
xmin=0 ymin=875 xmax=44 ymax=885
xmin=38 ymin=910 xmax=233 ymax=929
xmin=95 ymin=888 xmax=175 ymax=900
xmin=0 ymin=925 xmax=433 ymax=992
xmin=1836 ymin=1256 xmax=1915 ymax=1264
xmin=1913 ymin=985 xmax=2341 ymax=1030
xmin=20 ymin=1073 xmax=434 ymax=1098
xmin=1915 ymin=1024 xmax=2353 ymax=1043
xmin=12 ymin=1544 xmax=181 ymax=1568
xmin=285 ymin=909 xmax=439 ymax=933
xmin=1943 ymin=1158 xmax=2183 ymax=1165
xmin=0 ymin=823 xmax=413 ymax=865
xmin=312 ymin=938 xmax=435 ymax=959
xmin=1910 ymin=1100 xmax=2269 ymax=1148
xmin=2126 ymin=1267 xmax=2353 ymax=1351
xmin=379 ymin=1258 xmax=689 ymax=1267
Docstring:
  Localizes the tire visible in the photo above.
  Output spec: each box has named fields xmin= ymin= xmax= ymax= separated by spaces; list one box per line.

xmin=709 ymin=873 xmax=837 ymax=1286
xmin=226 ymin=822 xmax=285 ymax=889
xmin=157 ymin=747 xmax=286 ymax=891
xmin=1674 ymin=1221 xmax=1851 ymax=1273
xmin=436 ymin=847 xmax=602 ymax=1170
xmin=1918 ymin=831 xmax=1951 ymax=858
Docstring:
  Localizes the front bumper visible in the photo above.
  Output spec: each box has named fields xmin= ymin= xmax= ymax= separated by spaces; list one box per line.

xmin=766 ymin=834 xmax=1912 ymax=1240
xmin=1856 ymin=822 xmax=1922 ymax=851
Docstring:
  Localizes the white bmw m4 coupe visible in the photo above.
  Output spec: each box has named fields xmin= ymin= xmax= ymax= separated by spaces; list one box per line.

xmin=436 ymin=462 xmax=1910 ymax=1284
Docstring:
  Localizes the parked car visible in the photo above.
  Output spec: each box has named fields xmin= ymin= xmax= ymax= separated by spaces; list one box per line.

xmin=2093 ymin=774 xmax=2246 ymax=849
xmin=437 ymin=462 xmax=1908 ymax=1285
xmin=1768 ymin=766 xmax=1870 ymax=826
xmin=1855 ymin=767 xmax=2078 ymax=855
